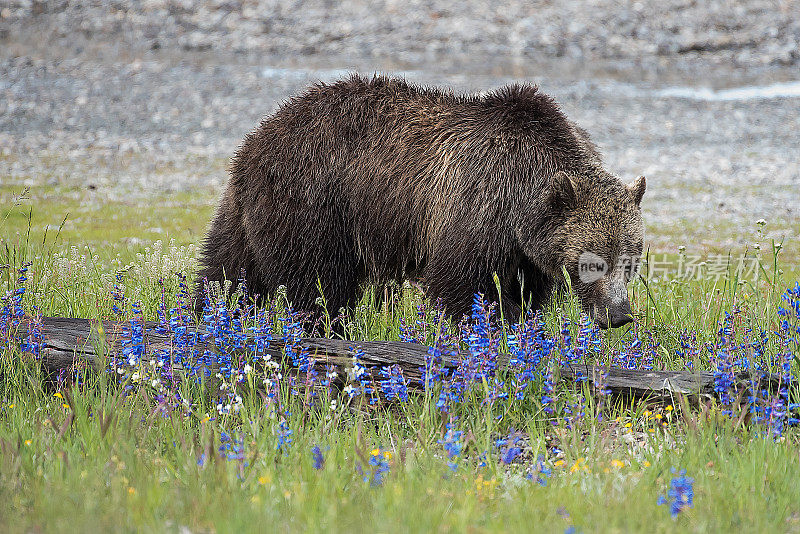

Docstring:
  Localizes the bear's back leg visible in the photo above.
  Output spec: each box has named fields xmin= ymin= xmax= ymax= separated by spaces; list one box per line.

xmin=242 ymin=195 xmax=362 ymax=320
xmin=195 ymin=189 xmax=257 ymax=310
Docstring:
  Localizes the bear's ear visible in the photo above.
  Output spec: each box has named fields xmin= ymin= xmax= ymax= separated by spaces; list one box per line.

xmin=547 ymin=171 xmax=578 ymax=210
xmin=628 ymin=175 xmax=646 ymax=206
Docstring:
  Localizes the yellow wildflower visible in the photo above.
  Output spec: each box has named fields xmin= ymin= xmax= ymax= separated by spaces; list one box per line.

xmin=474 ymin=475 xmax=498 ymax=500
xmin=570 ymin=457 xmax=586 ymax=473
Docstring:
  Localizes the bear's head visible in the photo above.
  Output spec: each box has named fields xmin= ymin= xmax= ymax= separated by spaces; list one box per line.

xmin=540 ymin=172 xmax=646 ymax=328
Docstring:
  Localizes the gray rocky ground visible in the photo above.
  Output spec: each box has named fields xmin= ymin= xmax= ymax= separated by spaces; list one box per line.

xmin=1 ymin=1 xmax=799 ymax=261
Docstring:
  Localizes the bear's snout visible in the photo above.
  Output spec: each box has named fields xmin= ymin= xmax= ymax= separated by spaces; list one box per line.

xmin=592 ymin=299 xmax=633 ymax=329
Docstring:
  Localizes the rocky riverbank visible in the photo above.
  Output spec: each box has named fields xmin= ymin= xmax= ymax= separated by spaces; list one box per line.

xmin=1 ymin=1 xmax=798 ymax=257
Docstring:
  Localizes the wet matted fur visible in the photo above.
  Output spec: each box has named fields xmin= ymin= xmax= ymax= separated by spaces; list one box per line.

xmin=197 ymin=74 xmax=645 ymax=327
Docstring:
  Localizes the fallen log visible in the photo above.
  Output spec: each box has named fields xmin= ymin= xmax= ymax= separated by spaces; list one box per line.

xmin=13 ymin=317 xmax=792 ymax=405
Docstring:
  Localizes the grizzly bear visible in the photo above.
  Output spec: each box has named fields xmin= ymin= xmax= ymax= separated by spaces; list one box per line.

xmin=196 ymin=74 xmax=645 ymax=328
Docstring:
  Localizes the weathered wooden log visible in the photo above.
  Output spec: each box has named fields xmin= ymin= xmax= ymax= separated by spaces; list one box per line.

xmin=14 ymin=317 xmax=792 ymax=405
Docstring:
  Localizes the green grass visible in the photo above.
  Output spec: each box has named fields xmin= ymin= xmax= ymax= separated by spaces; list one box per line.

xmin=1 ymin=185 xmax=799 ymax=533
xmin=0 ymin=184 xmax=216 ymax=256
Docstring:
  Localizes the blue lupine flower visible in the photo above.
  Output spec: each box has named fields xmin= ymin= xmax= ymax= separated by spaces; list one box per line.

xmin=713 ymin=349 xmax=736 ymax=413
xmin=380 ymin=364 xmax=409 ymax=402
xmin=20 ymin=305 xmax=43 ymax=358
xmin=1 ymin=264 xmax=30 ymax=348
xmin=155 ymin=278 xmax=169 ymax=335
xmin=756 ymin=284 xmax=800 ymax=436
xmin=358 ymin=447 xmax=392 ymax=486
xmin=348 ymin=349 xmax=376 ymax=403
xmin=563 ymin=400 xmax=586 ymax=429
xmin=277 ymin=413 xmax=292 ymax=453
xmin=484 ymin=377 xmax=508 ymax=406
xmin=249 ymin=301 xmax=274 ymax=362
xmin=110 ymin=272 xmax=126 ymax=317
xmin=466 ymin=293 xmax=499 ymax=382
xmin=499 ymin=431 xmax=523 ymax=465
xmin=119 ymin=301 xmax=145 ymax=370
xmin=435 ymin=387 xmax=450 ymax=413
xmin=658 ymin=469 xmax=694 ymax=517
xmin=283 ymin=310 xmax=311 ymax=373
xmin=438 ymin=423 xmax=463 ymax=471
xmin=541 ymin=363 xmax=557 ymax=415
xmin=421 ymin=314 xmax=456 ymax=390
xmin=311 ymin=445 xmax=325 ymax=469
xmin=219 ymin=430 xmax=246 ymax=462
xmin=399 ymin=300 xmax=430 ymax=344
xmin=534 ymin=455 xmax=551 ymax=486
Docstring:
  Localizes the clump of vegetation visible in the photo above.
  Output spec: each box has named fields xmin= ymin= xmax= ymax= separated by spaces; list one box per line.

xmin=0 ymin=192 xmax=798 ymax=532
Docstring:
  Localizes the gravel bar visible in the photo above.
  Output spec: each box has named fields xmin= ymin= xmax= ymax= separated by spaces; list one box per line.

xmin=1 ymin=1 xmax=798 ymax=256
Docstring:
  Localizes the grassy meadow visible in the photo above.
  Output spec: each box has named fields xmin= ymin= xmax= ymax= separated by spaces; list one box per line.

xmin=1 ymin=184 xmax=799 ymax=533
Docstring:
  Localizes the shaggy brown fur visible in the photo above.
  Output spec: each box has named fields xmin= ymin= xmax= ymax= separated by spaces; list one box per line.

xmin=197 ymin=74 xmax=645 ymax=327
